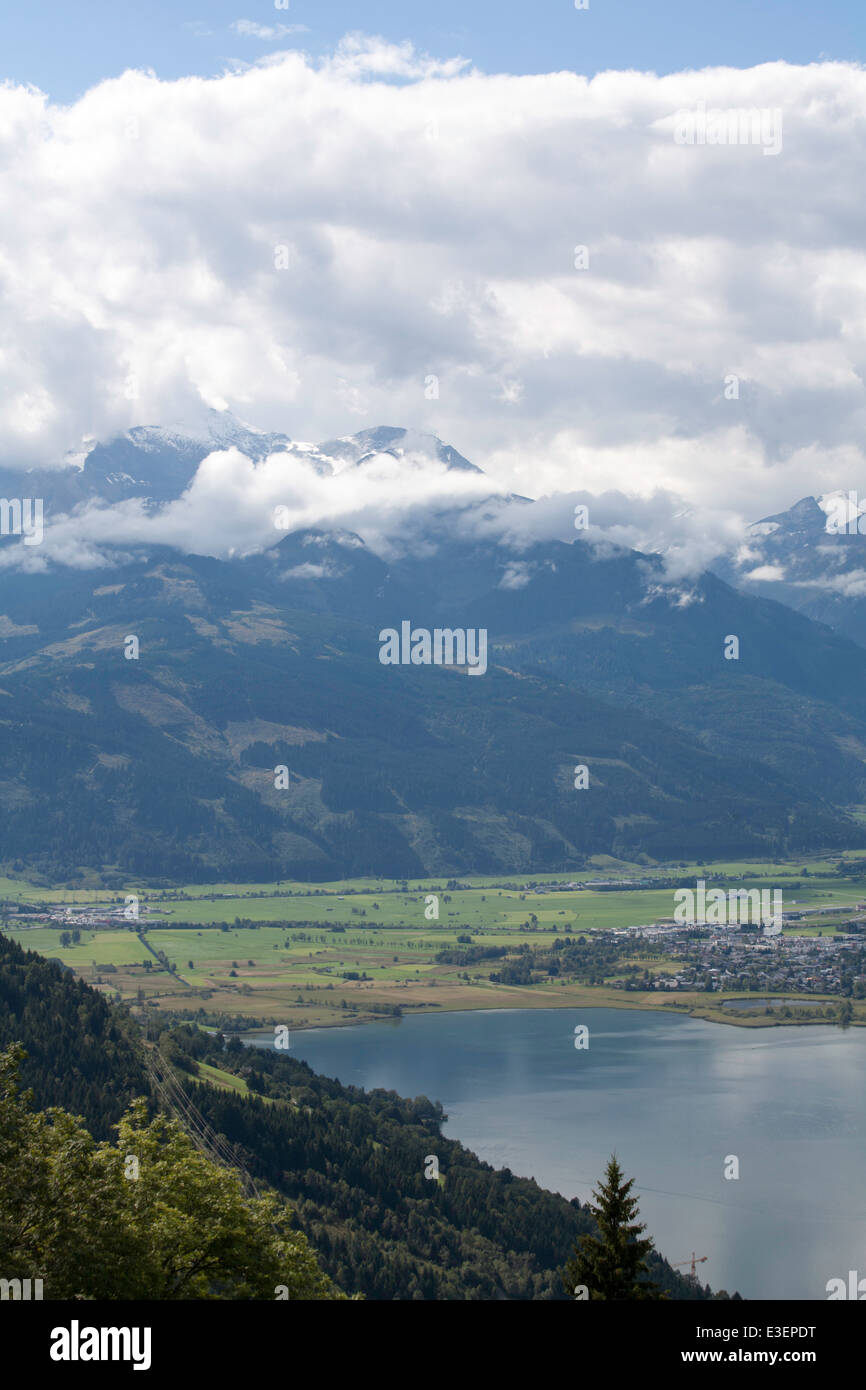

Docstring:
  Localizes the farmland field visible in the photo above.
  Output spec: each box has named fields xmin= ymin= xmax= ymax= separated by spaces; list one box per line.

xmin=4 ymin=848 xmax=866 ymax=1031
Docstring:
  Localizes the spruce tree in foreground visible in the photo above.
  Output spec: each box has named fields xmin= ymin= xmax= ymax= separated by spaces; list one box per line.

xmin=563 ymin=1155 xmax=664 ymax=1300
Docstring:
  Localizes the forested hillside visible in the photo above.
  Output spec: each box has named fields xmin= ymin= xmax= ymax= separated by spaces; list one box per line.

xmin=0 ymin=935 xmax=735 ymax=1299
xmin=0 ymin=934 xmax=148 ymax=1139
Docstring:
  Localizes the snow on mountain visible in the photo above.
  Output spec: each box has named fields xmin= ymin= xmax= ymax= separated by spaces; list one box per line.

xmin=124 ymin=408 xmax=293 ymax=459
xmin=714 ymin=493 xmax=866 ymax=648
xmin=316 ymin=426 xmax=483 ymax=474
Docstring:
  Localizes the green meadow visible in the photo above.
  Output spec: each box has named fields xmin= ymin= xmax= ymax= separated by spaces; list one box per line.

xmin=4 ymin=848 xmax=866 ymax=1030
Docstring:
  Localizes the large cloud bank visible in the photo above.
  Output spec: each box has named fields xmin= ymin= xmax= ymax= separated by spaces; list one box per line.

xmin=2 ymin=37 xmax=866 ymax=556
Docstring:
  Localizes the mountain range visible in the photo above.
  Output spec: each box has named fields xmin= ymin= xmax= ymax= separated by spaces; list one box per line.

xmin=3 ymin=417 xmax=866 ymax=883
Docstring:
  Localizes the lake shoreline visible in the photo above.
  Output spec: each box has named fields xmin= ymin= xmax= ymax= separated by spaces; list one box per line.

xmin=233 ymin=991 xmax=864 ymax=1037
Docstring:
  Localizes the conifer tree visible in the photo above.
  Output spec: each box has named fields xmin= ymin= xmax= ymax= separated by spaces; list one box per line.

xmin=563 ymin=1155 xmax=664 ymax=1300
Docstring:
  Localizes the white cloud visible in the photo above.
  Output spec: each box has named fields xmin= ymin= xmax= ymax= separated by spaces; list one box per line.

xmin=743 ymin=564 xmax=786 ymax=582
xmin=279 ymin=561 xmax=339 ymax=580
xmin=230 ymin=20 xmax=307 ymax=40
xmin=0 ymin=443 xmax=505 ymax=570
xmin=498 ymin=560 xmax=535 ymax=589
xmin=1 ymin=43 xmax=865 ymax=545
xmin=322 ymin=33 xmax=471 ymax=80
xmin=793 ymin=569 xmax=866 ymax=598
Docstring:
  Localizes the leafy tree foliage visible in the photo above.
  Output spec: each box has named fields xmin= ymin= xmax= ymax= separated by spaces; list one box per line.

xmin=0 ymin=1044 xmax=341 ymax=1300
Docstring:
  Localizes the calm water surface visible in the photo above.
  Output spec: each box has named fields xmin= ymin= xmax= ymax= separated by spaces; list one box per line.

xmin=242 ymin=1008 xmax=866 ymax=1300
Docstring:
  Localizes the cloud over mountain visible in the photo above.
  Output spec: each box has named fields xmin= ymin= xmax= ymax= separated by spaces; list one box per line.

xmin=0 ymin=412 xmax=751 ymax=578
xmin=1 ymin=41 xmax=865 ymax=523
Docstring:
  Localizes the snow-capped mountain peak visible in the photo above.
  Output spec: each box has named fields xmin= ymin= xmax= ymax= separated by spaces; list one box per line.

xmin=125 ymin=407 xmax=291 ymax=459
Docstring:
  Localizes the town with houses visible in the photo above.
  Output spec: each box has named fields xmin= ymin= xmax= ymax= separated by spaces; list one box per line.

xmin=610 ymin=915 xmax=866 ymax=1001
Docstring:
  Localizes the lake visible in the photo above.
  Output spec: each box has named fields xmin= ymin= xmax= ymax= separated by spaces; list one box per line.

xmin=241 ymin=1007 xmax=866 ymax=1300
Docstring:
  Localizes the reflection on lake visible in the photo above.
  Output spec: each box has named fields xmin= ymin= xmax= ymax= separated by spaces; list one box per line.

xmin=242 ymin=1007 xmax=866 ymax=1299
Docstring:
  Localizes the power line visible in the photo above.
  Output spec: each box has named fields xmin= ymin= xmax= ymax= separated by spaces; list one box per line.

xmin=140 ymin=1041 xmax=266 ymax=1206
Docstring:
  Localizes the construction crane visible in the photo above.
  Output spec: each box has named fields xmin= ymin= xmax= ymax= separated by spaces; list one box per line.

xmin=673 ymin=1253 xmax=708 ymax=1280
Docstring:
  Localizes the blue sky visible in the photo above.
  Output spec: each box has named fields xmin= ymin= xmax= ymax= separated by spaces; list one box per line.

xmin=2 ymin=0 xmax=864 ymax=101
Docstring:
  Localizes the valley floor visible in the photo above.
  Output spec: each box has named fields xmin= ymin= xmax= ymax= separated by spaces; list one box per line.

xmin=3 ymin=848 xmax=866 ymax=1032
